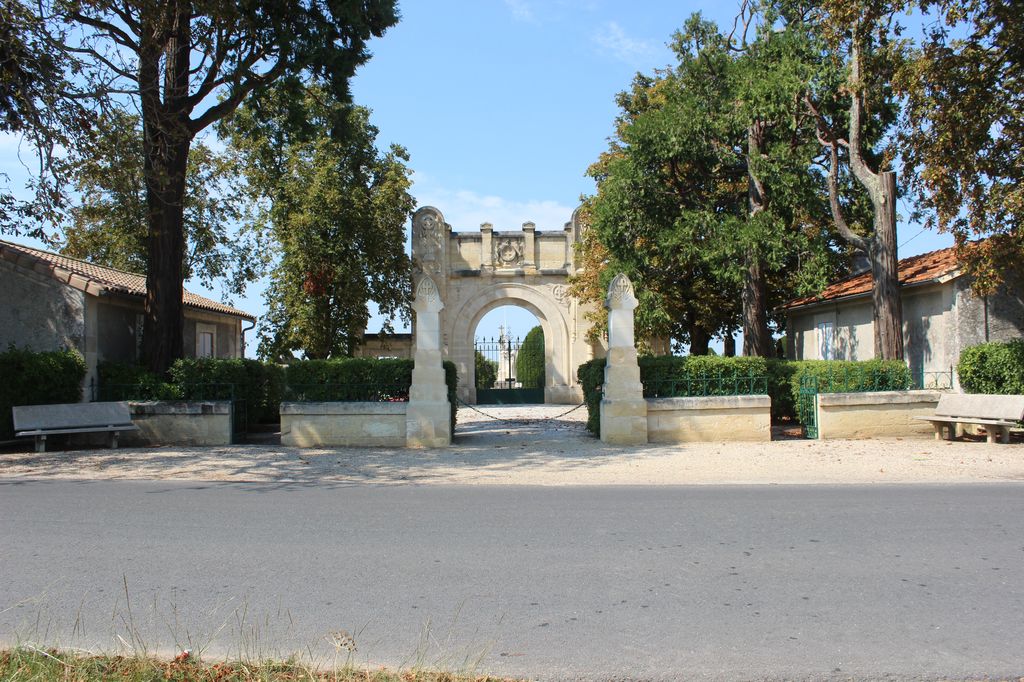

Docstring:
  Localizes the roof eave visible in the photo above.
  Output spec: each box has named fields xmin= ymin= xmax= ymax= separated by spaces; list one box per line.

xmin=782 ymin=274 xmax=959 ymax=314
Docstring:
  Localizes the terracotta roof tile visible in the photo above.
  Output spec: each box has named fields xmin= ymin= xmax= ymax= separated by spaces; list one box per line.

xmin=785 ymin=244 xmax=963 ymax=310
xmin=0 ymin=239 xmax=255 ymax=320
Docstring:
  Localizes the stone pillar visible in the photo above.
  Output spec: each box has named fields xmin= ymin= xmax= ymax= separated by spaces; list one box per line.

xmin=480 ymin=222 xmax=493 ymax=271
xmin=407 ymin=276 xmax=452 ymax=447
xmin=600 ymin=273 xmax=648 ymax=445
xmin=522 ymin=221 xmax=536 ymax=269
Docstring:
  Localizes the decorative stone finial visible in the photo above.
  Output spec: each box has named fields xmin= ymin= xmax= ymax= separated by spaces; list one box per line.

xmin=607 ymin=273 xmax=637 ymax=309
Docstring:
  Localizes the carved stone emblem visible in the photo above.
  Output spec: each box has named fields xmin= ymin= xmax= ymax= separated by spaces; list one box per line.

xmin=493 ymin=237 xmax=524 ymax=267
xmin=551 ymin=284 xmax=570 ymax=306
xmin=415 ymin=275 xmax=439 ymax=304
xmin=608 ymin=272 xmax=635 ymax=306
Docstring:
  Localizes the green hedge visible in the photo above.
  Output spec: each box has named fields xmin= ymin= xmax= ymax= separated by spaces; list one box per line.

xmin=516 ymin=326 xmax=545 ymax=389
xmin=579 ymin=355 xmax=913 ymax=435
xmin=578 ymin=355 xmax=769 ymax=436
xmin=958 ymin=340 xmax=1024 ymax=394
xmin=99 ymin=357 xmax=459 ymax=432
xmin=1 ymin=347 xmax=87 ymax=440
xmin=170 ymin=358 xmax=286 ymax=425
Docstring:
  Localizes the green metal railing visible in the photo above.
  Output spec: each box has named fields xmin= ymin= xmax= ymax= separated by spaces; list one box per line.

xmin=643 ymin=373 xmax=768 ymax=399
xmin=282 ymin=383 xmax=410 ymax=403
xmin=911 ymin=367 xmax=956 ymax=390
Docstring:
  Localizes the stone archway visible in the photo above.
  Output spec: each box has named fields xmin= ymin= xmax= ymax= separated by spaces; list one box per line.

xmin=450 ymin=282 xmax=572 ymax=404
xmin=411 ymin=205 xmax=604 ymax=404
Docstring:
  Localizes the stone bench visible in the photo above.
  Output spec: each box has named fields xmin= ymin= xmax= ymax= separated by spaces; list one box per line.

xmin=13 ymin=401 xmax=138 ymax=452
xmin=913 ymin=393 xmax=1024 ymax=444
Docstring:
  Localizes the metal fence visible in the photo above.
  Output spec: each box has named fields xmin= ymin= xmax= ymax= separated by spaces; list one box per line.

xmin=643 ymin=373 xmax=768 ymax=399
xmin=910 ymin=367 xmax=956 ymax=390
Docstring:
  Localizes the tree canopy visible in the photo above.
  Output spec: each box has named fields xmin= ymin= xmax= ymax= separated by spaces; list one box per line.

xmin=60 ymin=109 xmax=263 ymax=298
xmin=574 ymin=9 xmax=841 ymax=355
xmin=6 ymin=0 xmax=400 ymax=372
xmin=223 ymin=85 xmax=414 ymax=360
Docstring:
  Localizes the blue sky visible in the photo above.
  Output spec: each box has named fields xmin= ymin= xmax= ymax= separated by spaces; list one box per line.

xmin=1 ymin=0 xmax=953 ymax=353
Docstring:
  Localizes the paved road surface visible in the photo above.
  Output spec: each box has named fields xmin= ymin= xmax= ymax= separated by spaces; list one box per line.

xmin=2 ymin=479 xmax=1023 ymax=680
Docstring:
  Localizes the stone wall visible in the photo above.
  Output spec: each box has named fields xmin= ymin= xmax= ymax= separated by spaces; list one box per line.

xmin=125 ymin=401 xmax=234 ymax=446
xmin=280 ymin=402 xmax=407 ymax=447
xmin=646 ymin=395 xmax=772 ymax=443
xmin=816 ymin=390 xmax=942 ymax=440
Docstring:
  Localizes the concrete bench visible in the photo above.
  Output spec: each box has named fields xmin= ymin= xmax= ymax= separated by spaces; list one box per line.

xmin=913 ymin=393 xmax=1024 ymax=444
xmin=13 ymin=402 xmax=138 ymax=452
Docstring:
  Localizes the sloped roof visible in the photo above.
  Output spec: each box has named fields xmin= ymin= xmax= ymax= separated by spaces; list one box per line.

xmin=784 ymin=244 xmax=962 ymax=310
xmin=0 ymin=239 xmax=255 ymax=320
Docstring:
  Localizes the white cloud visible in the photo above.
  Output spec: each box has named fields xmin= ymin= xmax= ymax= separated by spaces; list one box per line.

xmin=411 ymin=172 xmax=576 ymax=233
xmin=592 ymin=21 xmax=658 ymax=65
xmin=503 ymin=0 xmax=535 ymax=22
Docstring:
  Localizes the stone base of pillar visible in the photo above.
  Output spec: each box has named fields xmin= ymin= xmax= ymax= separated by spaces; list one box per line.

xmin=600 ymin=397 xmax=648 ymax=445
xmin=406 ymin=400 xmax=452 ymax=447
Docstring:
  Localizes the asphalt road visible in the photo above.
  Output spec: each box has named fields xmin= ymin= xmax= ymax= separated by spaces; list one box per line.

xmin=1 ymin=479 xmax=1022 ymax=681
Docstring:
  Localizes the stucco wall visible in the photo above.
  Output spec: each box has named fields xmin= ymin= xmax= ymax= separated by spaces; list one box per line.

xmin=788 ymin=282 xmax=959 ymax=376
xmin=953 ymin=275 xmax=1024 ymax=354
xmin=183 ymin=314 xmax=241 ymax=358
xmin=0 ymin=257 xmax=86 ymax=354
xmin=97 ymin=301 xmax=140 ymax=364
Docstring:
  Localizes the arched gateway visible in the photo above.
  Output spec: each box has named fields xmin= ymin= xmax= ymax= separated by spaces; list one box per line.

xmin=411 ymin=206 xmax=605 ymax=404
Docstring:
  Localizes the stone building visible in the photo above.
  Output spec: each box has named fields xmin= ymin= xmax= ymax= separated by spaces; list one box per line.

xmin=0 ymin=239 xmax=255 ymax=391
xmin=784 ymin=244 xmax=1024 ymax=384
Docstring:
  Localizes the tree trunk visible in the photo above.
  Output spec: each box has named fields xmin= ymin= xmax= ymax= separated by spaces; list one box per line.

xmin=689 ymin=326 xmax=711 ymax=356
xmin=741 ymin=252 xmax=772 ymax=357
xmin=870 ymin=171 xmax=904 ymax=360
xmin=723 ymin=334 xmax=736 ymax=357
xmin=141 ymin=129 xmax=190 ymax=374
xmin=742 ymin=122 xmax=773 ymax=357
xmin=139 ymin=2 xmax=193 ymax=375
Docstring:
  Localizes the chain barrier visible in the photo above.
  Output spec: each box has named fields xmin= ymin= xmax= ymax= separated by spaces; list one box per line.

xmin=456 ymin=397 xmax=587 ymax=424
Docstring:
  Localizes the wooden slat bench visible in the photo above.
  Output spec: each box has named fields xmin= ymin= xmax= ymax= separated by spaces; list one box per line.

xmin=13 ymin=402 xmax=138 ymax=453
xmin=913 ymin=393 xmax=1024 ymax=444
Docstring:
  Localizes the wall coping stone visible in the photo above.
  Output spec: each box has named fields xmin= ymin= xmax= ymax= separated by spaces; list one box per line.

xmin=129 ymin=400 xmax=231 ymax=416
xmin=817 ymin=390 xmax=944 ymax=407
xmin=280 ymin=401 xmax=408 ymax=416
xmin=647 ymin=394 xmax=771 ymax=411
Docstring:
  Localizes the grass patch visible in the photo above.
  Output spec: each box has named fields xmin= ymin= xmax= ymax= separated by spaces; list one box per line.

xmin=0 ymin=647 xmax=520 ymax=681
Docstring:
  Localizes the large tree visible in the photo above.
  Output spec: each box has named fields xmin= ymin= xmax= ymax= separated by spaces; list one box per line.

xmin=804 ymin=0 xmax=910 ymax=360
xmin=574 ymin=11 xmax=839 ymax=356
xmin=24 ymin=0 xmax=399 ymax=372
xmin=900 ymin=0 xmax=1024 ymax=293
xmin=223 ymin=86 xmax=414 ymax=360
xmin=0 ymin=0 xmax=87 ymax=235
xmin=60 ymin=109 xmax=263 ymax=298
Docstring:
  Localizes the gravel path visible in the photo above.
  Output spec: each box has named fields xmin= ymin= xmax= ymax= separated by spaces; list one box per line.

xmin=1 ymin=404 xmax=1022 ymax=486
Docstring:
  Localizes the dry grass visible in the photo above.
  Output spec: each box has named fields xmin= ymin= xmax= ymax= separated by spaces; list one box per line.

xmin=0 ymin=647 xmax=521 ymax=682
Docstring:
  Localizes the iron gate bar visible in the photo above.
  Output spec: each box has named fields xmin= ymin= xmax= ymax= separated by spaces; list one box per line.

xmin=474 ymin=332 xmax=545 ymax=405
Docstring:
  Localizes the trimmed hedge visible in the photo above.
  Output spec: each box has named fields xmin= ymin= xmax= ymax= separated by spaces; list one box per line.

xmin=516 ymin=326 xmax=545 ymax=389
xmin=578 ymin=355 xmax=769 ymax=436
xmin=958 ymin=340 xmax=1024 ymax=394
xmin=579 ymin=355 xmax=914 ymax=435
xmin=98 ymin=357 xmax=459 ymax=432
xmin=1 ymin=347 xmax=87 ymax=440
xmin=170 ymin=358 xmax=286 ymax=425
xmin=789 ymin=359 xmax=911 ymax=402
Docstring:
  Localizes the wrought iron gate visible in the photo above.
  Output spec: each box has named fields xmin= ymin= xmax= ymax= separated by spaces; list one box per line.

xmin=798 ymin=374 xmax=819 ymax=439
xmin=474 ymin=332 xmax=545 ymax=404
